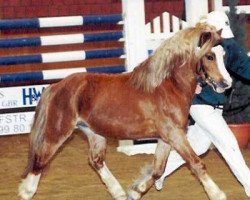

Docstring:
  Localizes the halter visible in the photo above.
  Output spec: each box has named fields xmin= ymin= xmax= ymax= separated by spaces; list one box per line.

xmin=196 ymin=61 xmax=207 ymax=84
xmin=196 ymin=59 xmax=218 ymax=91
xmin=196 ymin=42 xmax=224 ymax=91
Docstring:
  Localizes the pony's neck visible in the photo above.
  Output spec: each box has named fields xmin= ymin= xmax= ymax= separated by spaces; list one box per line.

xmin=128 ymin=58 xmax=163 ymax=93
xmin=169 ymin=61 xmax=198 ymax=100
xmin=129 ymin=42 xmax=194 ymax=93
xmin=128 ymin=25 xmax=211 ymax=94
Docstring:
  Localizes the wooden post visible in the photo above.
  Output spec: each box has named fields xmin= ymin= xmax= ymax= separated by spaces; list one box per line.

xmin=119 ymin=0 xmax=148 ymax=146
xmin=122 ymin=0 xmax=148 ymax=72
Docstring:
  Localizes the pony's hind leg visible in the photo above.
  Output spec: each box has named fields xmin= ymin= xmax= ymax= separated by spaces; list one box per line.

xmin=18 ymin=173 xmax=41 ymax=200
xmin=128 ymin=139 xmax=171 ymax=200
xmin=19 ymin=128 xmax=75 ymax=200
xmin=78 ymin=125 xmax=127 ymax=200
xmin=168 ymin=128 xmax=226 ymax=200
xmin=19 ymin=90 xmax=76 ymax=200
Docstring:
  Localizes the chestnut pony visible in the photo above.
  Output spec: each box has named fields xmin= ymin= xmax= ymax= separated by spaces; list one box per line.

xmin=19 ymin=23 xmax=231 ymax=200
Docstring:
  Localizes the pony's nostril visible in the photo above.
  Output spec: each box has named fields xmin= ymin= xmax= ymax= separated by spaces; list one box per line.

xmin=223 ymin=82 xmax=229 ymax=88
xmin=219 ymin=80 xmax=231 ymax=89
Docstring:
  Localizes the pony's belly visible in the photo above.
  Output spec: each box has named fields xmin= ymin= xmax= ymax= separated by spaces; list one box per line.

xmin=108 ymin=130 xmax=159 ymax=140
xmin=89 ymin=120 xmax=159 ymax=140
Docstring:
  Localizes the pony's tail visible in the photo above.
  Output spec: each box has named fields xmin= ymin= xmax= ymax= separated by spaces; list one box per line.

xmin=21 ymin=87 xmax=51 ymax=178
xmin=22 ymin=141 xmax=36 ymax=178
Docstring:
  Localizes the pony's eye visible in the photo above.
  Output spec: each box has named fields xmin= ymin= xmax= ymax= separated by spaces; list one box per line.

xmin=225 ymin=21 xmax=229 ymax=26
xmin=206 ymin=55 xmax=214 ymax=61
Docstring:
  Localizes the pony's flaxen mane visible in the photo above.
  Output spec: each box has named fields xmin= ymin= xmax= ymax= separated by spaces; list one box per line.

xmin=129 ymin=24 xmax=217 ymax=93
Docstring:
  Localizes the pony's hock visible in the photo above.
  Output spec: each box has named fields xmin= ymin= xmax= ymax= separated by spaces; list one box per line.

xmin=18 ymin=24 xmax=231 ymax=200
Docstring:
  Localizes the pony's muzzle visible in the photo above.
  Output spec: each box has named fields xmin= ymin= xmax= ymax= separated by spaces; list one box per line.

xmin=219 ymin=79 xmax=231 ymax=89
xmin=215 ymin=79 xmax=232 ymax=93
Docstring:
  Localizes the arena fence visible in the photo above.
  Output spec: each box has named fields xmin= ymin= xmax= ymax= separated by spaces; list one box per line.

xmin=0 ymin=0 xmax=150 ymax=136
xmin=0 ymin=14 xmax=126 ymax=135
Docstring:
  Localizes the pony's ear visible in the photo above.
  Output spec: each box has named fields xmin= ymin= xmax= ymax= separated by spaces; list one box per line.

xmin=196 ymin=31 xmax=214 ymax=59
xmin=199 ymin=31 xmax=212 ymax=47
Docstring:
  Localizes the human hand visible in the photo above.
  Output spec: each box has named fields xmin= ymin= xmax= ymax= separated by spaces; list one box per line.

xmin=195 ymin=84 xmax=202 ymax=94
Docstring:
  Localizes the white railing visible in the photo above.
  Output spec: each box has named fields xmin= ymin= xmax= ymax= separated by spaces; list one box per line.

xmin=212 ymin=0 xmax=250 ymax=14
xmin=223 ymin=5 xmax=250 ymax=14
xmin=145 ymin=12 xmax=188 ymax=51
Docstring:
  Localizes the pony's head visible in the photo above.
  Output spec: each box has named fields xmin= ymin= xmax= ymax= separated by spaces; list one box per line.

xmin=197 ymin=45 xmax=232 ymax=93
xmin=129 ymin=23 xmax=230 ymax=93
xmin=194 ymin=22 xmax=222 ymax=60
xmin=193 ymin=23 xmax=232 ymax=93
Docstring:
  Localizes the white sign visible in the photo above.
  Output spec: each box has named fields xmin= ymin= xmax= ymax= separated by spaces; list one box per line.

xmin=0 ymin=84 xmax=49 ymax=109
xmin=0 ymin=112 xmax=35 ymax=135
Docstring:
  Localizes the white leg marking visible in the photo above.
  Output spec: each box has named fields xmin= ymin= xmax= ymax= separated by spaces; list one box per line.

xmin=201 ymin=174 xmax=227 ymax=200
xmin=18 ymin=173 xmax=41 ymax=200
xmin=244 ymin=186 xmax=250 ymax=197
xmin=128 ymin=190 xmax=141 ymax=200
xmin=155 ymin=177 xmax=164 ymax=191
xmin=98 ymin=162 xmax=126 ymax=200
xmin=78 ymin=125 xmax=126 ymax=199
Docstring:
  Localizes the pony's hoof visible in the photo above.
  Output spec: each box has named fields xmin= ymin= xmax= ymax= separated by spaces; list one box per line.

xmin=216 ymin=191 xmax=226 ymax=200
xmin=154 ymin=180 xmax=163 ymax=191
xmin=116 ymin=197 xmax=127 ymax=200
xmin=115 ymin=194 xmax=127 ymax=200
xmin=244 ymin=185 xmax=250 ymax=197
xmin=18 ymin=183 xmax=35 ymax=200
xmin=127 ymin=190 xmax=141 ymax=200
xmin=18 ymin=191 xmax=33 ymax=200
xmin=18 ymin=190 xmax=33 ymax=200
xmin=218 ymin=192 xmax=227 ymax=200
xmin=209 ymin=191 xmax=227 ymax=200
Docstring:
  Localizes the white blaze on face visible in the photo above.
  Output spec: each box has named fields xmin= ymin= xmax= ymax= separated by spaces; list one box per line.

xmin=211 ymin=45 xmax=232 ymax=88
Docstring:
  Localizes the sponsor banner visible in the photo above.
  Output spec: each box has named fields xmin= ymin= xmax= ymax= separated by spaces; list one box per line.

xmin=0 ymin=111 xmax=34 ymax=135
xmin=0 ymin=84 xmax=49 ymax=109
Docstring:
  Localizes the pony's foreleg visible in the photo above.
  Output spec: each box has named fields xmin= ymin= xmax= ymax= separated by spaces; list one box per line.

xmin=98 ymin=162 xmax=127 ymax=200
xmin=169 ymin=128 xmax=226 ymax=200
xmin=78 ymin=125 xmax=127 ymax=200
xmin=128 ymin=139 xmax=171 ymax=200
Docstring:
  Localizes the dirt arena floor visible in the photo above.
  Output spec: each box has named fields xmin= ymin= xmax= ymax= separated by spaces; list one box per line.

xmin=0 ymin=130 xmax=249 ymax=200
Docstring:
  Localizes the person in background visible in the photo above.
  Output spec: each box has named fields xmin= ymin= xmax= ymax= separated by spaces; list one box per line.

xmin=154 ymin=11 xmax=250 ymax=197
